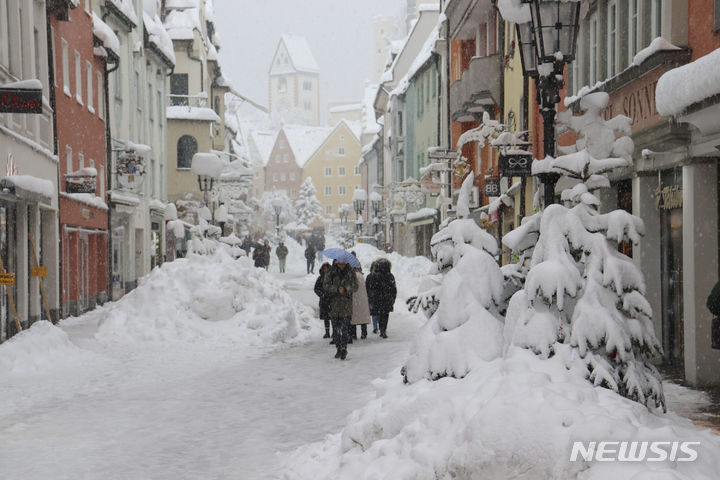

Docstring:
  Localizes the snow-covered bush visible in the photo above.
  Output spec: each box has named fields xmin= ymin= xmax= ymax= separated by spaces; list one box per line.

xmin=504 ymin=92 xmax=664 ymax=410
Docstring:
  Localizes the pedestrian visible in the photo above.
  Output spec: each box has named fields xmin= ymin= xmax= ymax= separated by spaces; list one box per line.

xmin=240 ymin=236 xmax=252 ymax=256
xmin=314 ymin=262 xmax=332 ymax=339
xmin=365 ymin=258 xmax=397 ymax=338
xmin=316 ymin=236 xmax=325 ymax=264
xmin=323 ymin=259 xmax=358 ymax=360
xmin=351 ymin=264 xmax=371 ymax=339
xmin=305 ymin=242 xmax=316 ymax=274
xmin=262 ymin=240 xmax=271 ymax=270
xmin=252 ymin=242 xmax=266 ymax=269
xmin=368 ymin=259 xmax=380 ymax=334
xmin=276 ymin=241 xmax=289 ymax=273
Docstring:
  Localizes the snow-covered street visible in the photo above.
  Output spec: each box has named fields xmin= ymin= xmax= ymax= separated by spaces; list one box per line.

xmin=0 ymin=240 xmax=429 ymax=480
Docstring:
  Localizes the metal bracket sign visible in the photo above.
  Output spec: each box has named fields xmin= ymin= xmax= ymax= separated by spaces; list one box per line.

xmin=484 ymin=177 xmax=500 ymax=197
xmin=0 ymin=88 xmax=42 ymax=114
xmin=500 ymin=152 xmax=533 ymax=177
xmin=31 ymin=266 xmax=48 ymax=277
xmin=0 ymin=272 xmax=16 ymax=285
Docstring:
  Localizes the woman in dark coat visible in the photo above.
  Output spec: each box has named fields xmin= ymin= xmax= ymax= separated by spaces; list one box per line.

xmin=314 ymin=263 xmax=332 ymax=339
xmin=365 ymin=258 xmax=397 ymax=338
xmin=323 ymin=260 xmax=358 ymax=359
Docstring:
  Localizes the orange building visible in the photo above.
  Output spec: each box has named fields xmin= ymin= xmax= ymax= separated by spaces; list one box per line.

xmin=50 ymin=1 xmax=111 ymax=316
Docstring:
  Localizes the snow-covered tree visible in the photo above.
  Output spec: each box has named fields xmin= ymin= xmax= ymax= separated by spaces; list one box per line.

xmin=503 ymin=92 xmax=665 ymax=410
xmin=404 ymin=172 xmax=506 ymax=382
xmin=253 ymin=190 xmax=295 ymax=237
xmin=294 ymin=177 xmax=322 ymax=226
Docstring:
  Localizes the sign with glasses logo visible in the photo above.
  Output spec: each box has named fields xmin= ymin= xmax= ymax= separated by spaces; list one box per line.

xmin=500 ymin=151 xmax=532 ymax=177
xmin=484 ymin=177 xmax=500 ymax=197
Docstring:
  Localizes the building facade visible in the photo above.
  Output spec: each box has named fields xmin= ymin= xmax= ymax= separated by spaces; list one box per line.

xmin=268 ymin=35 xmax=320 ymax=126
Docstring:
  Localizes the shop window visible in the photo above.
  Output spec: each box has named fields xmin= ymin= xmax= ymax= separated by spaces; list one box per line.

xmin=177 ymin=135 xmax=197 ymax=169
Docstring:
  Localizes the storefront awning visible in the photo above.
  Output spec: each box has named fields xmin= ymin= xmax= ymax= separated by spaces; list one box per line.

xmin=0 ymin=175 xmax=54 ymax=204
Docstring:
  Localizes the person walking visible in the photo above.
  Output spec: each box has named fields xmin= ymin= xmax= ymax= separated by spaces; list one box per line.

xmin=262 ymin=240 xmax=271 ymax=270
xmin=252 ymin=242 xmax=266 ymax=269
xmin=314 ymin=262 xmax=332 ymax=339
xmin=351 ymin=265 xmax=371 ymax=339
xmin=276 ymin=241 xmax=289 ymax=273
xmin=316 ymin=236 xmax=325 ymax=265
xmin=240 ymin=236 xmax=252 ymax=256
xmin=368 ymin=259 xmax=380 ymax=334
xmin=305 ymin=242 xmax=316 ymax=274
xmin=323 ymin=260 xmax=358 ymax=360
xmin=365 ymin=258 xmax=397 ymax=338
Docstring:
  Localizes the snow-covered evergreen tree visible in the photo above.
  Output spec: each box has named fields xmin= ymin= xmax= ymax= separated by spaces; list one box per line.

xmin=253 ymin=190 xmax=295 ymax=236
xmin=404 ymin=173 xmax=506 ymax=382
xmin=503 ymin=92 xmax=665 ymax=410
xmin=294 ymin=177 xmax=322 ymax=226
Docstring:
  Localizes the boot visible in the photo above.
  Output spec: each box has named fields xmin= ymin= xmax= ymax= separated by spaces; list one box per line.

xmin=323 ymin=330 xmax=330 ymax=339
xmin=380 ymin=331 xmax=388 ymax=338
xmin=340 ymin=348 xmax=347 ymax=360
xmin=335 ymin=348 xmax=342 ymax=359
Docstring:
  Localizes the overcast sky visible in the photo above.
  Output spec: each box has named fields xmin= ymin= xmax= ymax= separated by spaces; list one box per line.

xmin=214 ymin=0 xmax=407 ymax=121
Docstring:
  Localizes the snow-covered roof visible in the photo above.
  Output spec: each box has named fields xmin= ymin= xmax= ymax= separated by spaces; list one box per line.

xmin=143 ymin=12 xmax=176 ymax=66
xmin=92 ymin=13 xmax=120 ymax=54
xmin=163 ymin=7 xmax=201 ymax=40
xmin=280 ymin=34 xmax=319 ymax=73
xmin=166 ymin=106 xmax=221 ymax=122
xmin=107 ymin=0 xmax=138 ymax=25
xmin=60 ymin=192 xmax=108 ymax=211
xmin=283 ymin=124 xmax=333 ymax=168
xmin=1 ymin=79 xmax=42 ymax=90
xmin=657 ymin=46 xmax=720 ymax=116
xmin=391 ymin=24 xmax=439 ymax=97
xmin=329 ymin=103 xmax=363 ymax=113
xmin=0 ymin=175 xmax=55 ymax=202
xmin=362 ymin=84 xmax=381 ymax=135
xmin=250 ymin=130 xmax=277 ymax=166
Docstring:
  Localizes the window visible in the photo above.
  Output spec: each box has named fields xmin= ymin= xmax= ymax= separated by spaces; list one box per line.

xmin=303 ymin=80 xmax=312 ymax=91
xmin=65 ymin=145 xmax=73 ymax=175
xmin=281 ymin=173 xmax=286 ymax=181
xmin=283 ymin=154 xmax=289 ymax=163
xmin=177 ymin=135 xmax=197 ymax=169
xmin=75 ymin=50 xmax=82 ymax=104
xmin=589 ymin=15 xmax=598 ymax=84
xmin=62 ymin=39 xmax=70 ymax=96
xmin=324 ymin=186 xmax=332 ymax=196
xmin=278 ymin=77 xmax=287 ymax=93
xmin=338 ymin=167 xmax=346 ymax=176
xmin=628 ymin=0 xmax=639 ymax=63
xmin=397 ymin=111 xmax=403 ymax=136
xmin=170 ymin=73 xmax=188 ymax=106
xmin=86 ymin=61 xmax=94 ymax=113
xmin=99 ymin=165 xmax=105 ymax=197
xmin=50 ymin=27 xmax=56 ymax=86
xmin=135 ymin=70 xmax=141 ymax=109
xmin=325 ymin=167 xmax=332 ymax=176
xmin=273 ymin=173 xmax=278 ymax=182
xmin=290 ymin=172 xmax=296 ymax=180
xmin=304 ymin=101 xmax=311 ymax=110
xmin=338 ymin=146 xmax=345 ymax=156
xmin=148 ymin=85 xmax=154 ymax=120
xmin=652 ymin=0 xmax=663 ymax=39
xmin=97 ymin=71 xmax=104 ymax=119
xmin=276 ymin=155 xmax=281 ymax=164
xmin=607 ymin=1 xmax=617 ymax=77
xmin=338 ymin=186 xmax=346 ymax=196
xmin=325 ymin=205 xmax=332 ymax=215
xmin=354 ymin=166 xmax=360 ymax=176
xmin=157 ymin=89 xmax=162 ymax=126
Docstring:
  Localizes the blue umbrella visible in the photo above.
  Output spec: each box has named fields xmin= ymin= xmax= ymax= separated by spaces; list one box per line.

xmin=321 ymin=248 xmax=361 ymax=268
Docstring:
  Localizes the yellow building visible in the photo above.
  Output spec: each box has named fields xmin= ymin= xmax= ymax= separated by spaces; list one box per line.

xmin=302 ymin=121 xmax=363 ymax=220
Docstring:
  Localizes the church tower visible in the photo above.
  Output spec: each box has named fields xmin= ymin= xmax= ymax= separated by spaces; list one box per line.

xmin=268 ymin=35 xmax=320 ymax=126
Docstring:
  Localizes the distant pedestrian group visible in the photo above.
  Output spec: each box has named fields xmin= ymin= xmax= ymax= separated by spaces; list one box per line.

xmin=314 ymin=252 xmax=397 ymax=360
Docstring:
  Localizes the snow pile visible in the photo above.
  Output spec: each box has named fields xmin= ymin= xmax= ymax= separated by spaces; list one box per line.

xmin=657 ymin=47 xmax=720 ymax=116
xmin=282 ymin=346 xmax=720 ymax=479
xmin=191 ymin=152 xmax=223 ymax=177
xmin=91 ymin=13 xmax=120 ymax=54
xmin=166 ymin=105 xmax=221 ymax=122
xmin=60 ymin=192 xmax=109 ymax=210
xmin=107 ymin=0 xmax=138 ymax=25
xmin=163 ymin=7 xmax=201 ymax=40
xmin=0 ymin=321 xmax=97 ymax=376
xmin=1 ymin=175 xmax=55 ymax=198
xmin=632 ymin=36 xmax=681 ymax=66
xmin=92 ymin=249 xmax=315 ymax=345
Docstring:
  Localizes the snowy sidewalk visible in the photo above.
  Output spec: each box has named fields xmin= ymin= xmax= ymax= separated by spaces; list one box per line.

xmin=0 ymin=252 xmax=424 ymax=480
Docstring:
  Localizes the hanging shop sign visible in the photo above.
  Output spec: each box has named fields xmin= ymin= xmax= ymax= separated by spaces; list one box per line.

xmin=484 ymin=177 xmax=500 ymax=197
xmin=30 ymin=266 xmax=48 ymax=277
xmin=654 ymin=184 xmax=683 ymax=210
xmin=500 ymin=151 xmax=532 ymax=177
xmin=0 ymin=88 xmax=42 ymax=114
xmin=0 ymin=272 xmax=15 ymax=285
xmin=116 ymin=150 xmax=146 ymax=190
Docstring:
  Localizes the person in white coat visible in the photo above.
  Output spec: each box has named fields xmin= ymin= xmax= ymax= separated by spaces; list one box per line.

xmin=350 ymin=262 xmax=371 ymax=339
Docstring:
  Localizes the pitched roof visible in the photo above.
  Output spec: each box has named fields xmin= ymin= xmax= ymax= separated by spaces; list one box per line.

xmin=282 ymin=124 xmax=332 ymax=168
xmin=250 ymin=131 xmax=277 ymax=166
xmin=279 ymin=34 xmax=319 ymax=73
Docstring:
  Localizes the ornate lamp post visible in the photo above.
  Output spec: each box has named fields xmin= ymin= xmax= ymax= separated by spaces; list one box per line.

xmin=271 ymin=197 xmax=283 ymax=237
xmin=191 ymin=153 xmax=223 ymax=212
xmin=370 ymin=191 xmax=383 ymax=235
xmin=352 ymin=188 xmax=367 ymax=234
xmin=516 ymin=0 xmax=581 ymax=206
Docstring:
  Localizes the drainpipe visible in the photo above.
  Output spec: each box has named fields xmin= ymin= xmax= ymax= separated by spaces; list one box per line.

xmin=104 ymin=52 xmax=119 ymax=300
xmin=46 ymin=11 xmax=60 ymax=322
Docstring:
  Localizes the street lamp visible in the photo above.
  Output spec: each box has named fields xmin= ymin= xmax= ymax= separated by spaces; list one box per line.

xmin=353 ymin=188 xmax=367 ymax=234
xmin=370 ymin=191 xmax=383 ymax=235
xmin=516 ymin=0 xmax=581 ymax=206
xmin=271 ymin=197 xmax=283 ymax=237
xmin=191 ymin=152 xmax=223 ymax=211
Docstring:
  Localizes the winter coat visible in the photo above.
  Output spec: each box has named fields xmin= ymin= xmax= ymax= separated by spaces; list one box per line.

xmin=366 ymin=259 xmax=397 ymax=315
xmin=708 ymin=281 xmax=720 ymax=316
xmin=252 ymin=246 xmax=266 ymax=268
xmin=276 ymin=244 xmax=289 ymax=260
xmin=351 ymin=271 xmax=371 ymax=325
xmin=322 ymin=263 xmax=358 ymax=318
xmin=314 ymin=267 xmax=331 ymax=320
xmin=304 ymin=245 xmax=316 ymax=260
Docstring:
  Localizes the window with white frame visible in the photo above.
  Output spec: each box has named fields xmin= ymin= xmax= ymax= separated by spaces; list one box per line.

xmin=338 ymin=167 xmax=346 ymax=176
xmin=278 ymin=77 xmax=287 ymax=92
xmin=273 ymin=173 xmax=278 ymax=182
xmin=283 ymin=154 xmax=289 ymax=163
xmin=607 ymin=1 xmax=617 ymax=77
xmin=324 ymin=186 xmax=332 ymax=196
xmin=99 ymin=165 xmax=105 ymax=197
xmin=338 ymin=146 xmax=345 ymax=156
xmin=354 ymin=166 xmax=360 ymax=176
xmin=75 ymin=50 xmax=82 ymax=104
xmin=628 ymin=0 xmax=639 ymax=64
xmin=589 ymin=14 xmax=598 ymax=84
xmin=97 ymin=71 xmax=104 ymax=119
xmin=86 ymin=61 xmax=94 ymax=113
xmin=276 ymin=155 xmax=281 ymax=163
xmin=50 ymin=27 xmax=56 ymax=86
xmin=338 ymin=186 xmax=346 ymax=196
xmin=290 ymin=172 xmax=296 ymax=180
xmin=325 ymin=167 xmax=332 ymax=176
xmin=652 ymin=0 xmax=663 ymax=39
xmin=62 ymin=39 xmax=70 ymax=96
xmin=325 ymin=205 xmax=332 ymax=215
xmin=281 ymin=172 xmax=286 ymax=181
xmin=65 ymin=145 xmax=73 ymax=175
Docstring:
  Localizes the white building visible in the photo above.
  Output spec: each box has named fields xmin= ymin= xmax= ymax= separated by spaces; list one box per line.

xmin=268 ymin=35 xmax=320 ymax=126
